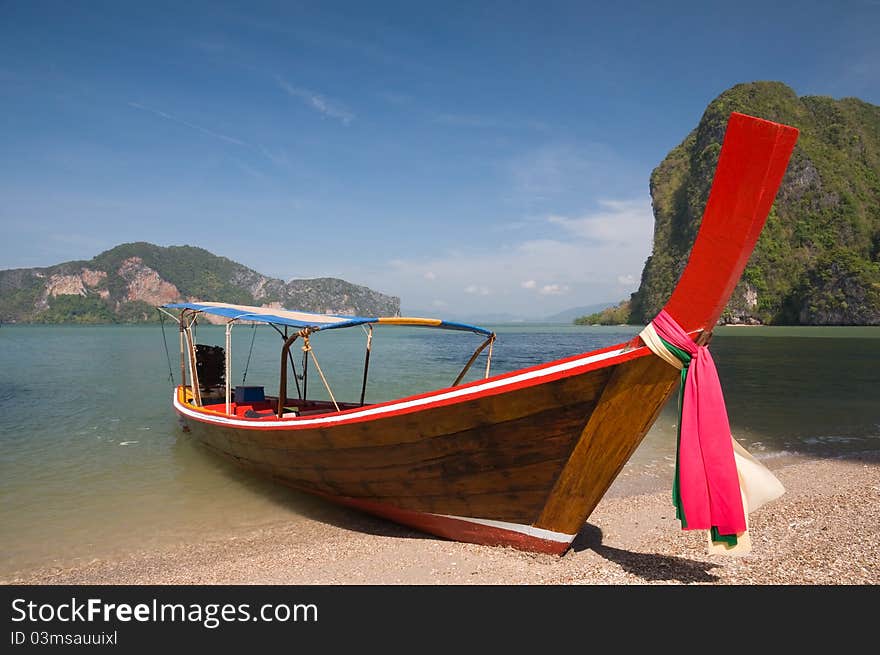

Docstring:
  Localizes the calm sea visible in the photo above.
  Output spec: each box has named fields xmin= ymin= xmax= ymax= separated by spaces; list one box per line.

xmin=1 ymin=323 xmax=877 ymax=575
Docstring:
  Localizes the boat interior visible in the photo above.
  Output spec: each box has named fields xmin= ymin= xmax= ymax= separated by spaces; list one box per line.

xmin=195 ymin=386 xmax=367 ymax=419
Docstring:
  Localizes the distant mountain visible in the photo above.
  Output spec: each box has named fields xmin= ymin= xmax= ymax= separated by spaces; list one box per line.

xmin=0 ymin=242 xmax=400 ymax=323
xmin=629 ymin=81 xmax=880 ymax=325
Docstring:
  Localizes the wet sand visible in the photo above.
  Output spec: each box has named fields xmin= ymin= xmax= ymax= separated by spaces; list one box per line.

xmin=6 ymin=452 xmax=879 ymax=585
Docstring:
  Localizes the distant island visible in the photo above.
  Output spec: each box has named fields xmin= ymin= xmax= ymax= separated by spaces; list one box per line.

xmin=0 ymin=242 xmax=400 ymax=324
xmin=578 ymin=81 xmax=880 ymax=326
xmin=574 ymin=301 xmax=632 ymax=326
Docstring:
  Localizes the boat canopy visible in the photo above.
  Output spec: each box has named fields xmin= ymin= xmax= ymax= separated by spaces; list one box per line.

xmin=163 ymin=301 xmax=494 ymax=337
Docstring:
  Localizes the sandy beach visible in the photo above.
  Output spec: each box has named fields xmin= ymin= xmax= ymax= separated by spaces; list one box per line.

xmin=6 ymin=451 xmax=877 ymax=586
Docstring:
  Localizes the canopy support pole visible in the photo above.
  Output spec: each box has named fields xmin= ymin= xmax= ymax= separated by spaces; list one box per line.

xmin=178 ymin=316 xmax=186 ymax=391
xmin=359 ymin=325 xmax=373 ymax=406
xmin=452 ymin=334 xmax=496 ymax=387
xmin=225 ymin=321 xmax=233 ymax=415
xmin=271 ymin=324 xmax=302 ymax=401
xmin=278 ymin=331 xmax=302 ymax=418
xmin=182 ymin=312 xmax=202 ymax=406
xmin=484 ymin=335 xmax=495 ymax=379
xmin=302 ymin=343 xmax=309 ymax=401
xmin=288 ymin=346 xmax=302 ymax=401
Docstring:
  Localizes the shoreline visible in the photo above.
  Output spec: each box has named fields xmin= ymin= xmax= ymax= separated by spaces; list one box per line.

xmin=5 ymin=451 xmax=878 ymax=585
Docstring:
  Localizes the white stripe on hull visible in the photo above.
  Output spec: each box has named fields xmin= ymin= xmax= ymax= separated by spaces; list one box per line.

xmin=433 ymin=513 xmax=577 ymax=543
xmin=174 ymin=343 xmax=636 ymax=429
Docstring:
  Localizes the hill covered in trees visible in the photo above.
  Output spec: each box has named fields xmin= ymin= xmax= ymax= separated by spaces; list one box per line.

xmin=583 ymin=81 xmax=880 ymax=326
xmin=0 ymin=242 xmax=400 ymax=323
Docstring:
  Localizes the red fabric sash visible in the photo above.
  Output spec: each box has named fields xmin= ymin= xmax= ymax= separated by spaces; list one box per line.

xmin=652 ymin=310 xmax=746 ymax=535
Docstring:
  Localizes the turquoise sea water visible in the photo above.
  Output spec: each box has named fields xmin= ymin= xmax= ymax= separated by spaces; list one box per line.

xmin=0 ymin=323 xmax=877 ymax=576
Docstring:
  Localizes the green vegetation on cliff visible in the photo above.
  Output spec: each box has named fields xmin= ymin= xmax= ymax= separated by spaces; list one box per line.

xmin=594 ymin=82 xmax=880 ymax=326
xmin=91 ymin=242 xmax=258 ymax=306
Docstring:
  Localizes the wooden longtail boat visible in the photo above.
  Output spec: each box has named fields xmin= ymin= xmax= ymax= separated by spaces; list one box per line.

xmin=162 ymin=113 xmax=798 ymax=554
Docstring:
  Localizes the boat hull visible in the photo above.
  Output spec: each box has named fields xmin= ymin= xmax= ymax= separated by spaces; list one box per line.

xmin=175 ymin=344 xmax=679 ymax=553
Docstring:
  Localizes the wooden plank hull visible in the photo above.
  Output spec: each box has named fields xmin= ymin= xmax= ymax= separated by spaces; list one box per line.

xmin=176 ymin=343 xmax=679 ymax=553
xmin=170 ymin=113 xmax=799 ymax=554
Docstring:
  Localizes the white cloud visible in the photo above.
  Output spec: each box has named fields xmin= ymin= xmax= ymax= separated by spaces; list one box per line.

xmin=276 ymin=77 xmax=354 ymax=125
xmin=367 ymin=196 xmax=654 ymax=317
xmin=547 ymin=199 xmax=653 ymax=245
xmin=539 ymin=284 xmax=569 ymax=296
xmin=424 ymin=271 xmax=437 ymax=280
xmin=431 ymin=299 xmax=448 ymax=308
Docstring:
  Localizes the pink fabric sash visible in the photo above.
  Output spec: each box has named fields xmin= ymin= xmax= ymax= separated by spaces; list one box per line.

xmin=652 ymin=310 xmax=746 ymax=535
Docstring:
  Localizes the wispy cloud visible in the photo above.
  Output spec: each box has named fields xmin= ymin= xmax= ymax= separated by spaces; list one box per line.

xmin=128 ymin=102 xmax=247 ymax=146
xmin=546 ymin=199 xmax=654 ymax=245
xmin=464 ymin=284 xmax=491 ymax=296
xmin=276 ymin=77 xmax=354 ymax=125
xmin=538 ymin=283 xmax=569 ymax=296
xmin=521 ymin=278 xmax=570 ymax=296
xmin=507 ymin=145 xmax=591 ymax=198
xmin=504 ymin=141 xmax=637 ymax=211
xmin=373 ymin=196 xmax=653 ymax=315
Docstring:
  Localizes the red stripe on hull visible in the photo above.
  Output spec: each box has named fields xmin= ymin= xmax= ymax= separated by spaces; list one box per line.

xmin=175 ymin=343 xmax=645 ymax=432
xmin=319 ymin=492 xmax=572 ymax=555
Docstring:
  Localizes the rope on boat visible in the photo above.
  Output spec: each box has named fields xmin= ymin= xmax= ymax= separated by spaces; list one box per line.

xmin=301 ymin=342 xmax=309 ymax=400
xmin=288 ymin=347 xmax=302 ymax=401
xmin=157 ymin=309 xmax=175 ymax=384
xmin=241 ymin=322 xmax=258 ymax=384
xmin=302 ymin=336 xmax=339 ymax=412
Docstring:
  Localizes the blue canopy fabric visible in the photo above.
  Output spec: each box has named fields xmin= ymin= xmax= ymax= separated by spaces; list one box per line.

xmin=163 ymin=301 xmax=493 ymax=337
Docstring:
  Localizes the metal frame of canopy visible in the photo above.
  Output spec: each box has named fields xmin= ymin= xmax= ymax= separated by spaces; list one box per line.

xmin=158 ymin=302 xmax=497 ymax=418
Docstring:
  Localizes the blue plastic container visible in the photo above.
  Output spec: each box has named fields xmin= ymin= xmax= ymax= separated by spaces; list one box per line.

xmin=234 ymin=386 xmax=265 ymax=402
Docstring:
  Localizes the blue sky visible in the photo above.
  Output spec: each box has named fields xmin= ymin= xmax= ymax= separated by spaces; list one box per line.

xmin=2 ymin=1 xmax=878 ymax=318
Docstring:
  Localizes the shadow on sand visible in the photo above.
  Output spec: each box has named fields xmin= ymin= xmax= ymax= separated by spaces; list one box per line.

xmin=572 ymin=524 xmax=721 ymax=584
